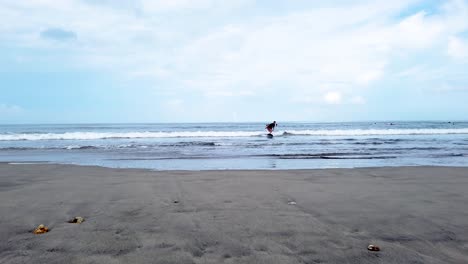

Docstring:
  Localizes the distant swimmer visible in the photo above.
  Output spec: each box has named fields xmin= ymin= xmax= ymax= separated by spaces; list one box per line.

xmin=265 ymin=121 xmax=277 ymax=134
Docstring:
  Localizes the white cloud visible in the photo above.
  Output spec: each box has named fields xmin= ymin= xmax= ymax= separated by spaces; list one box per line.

xmin=142 ymin=0 xmax=212 ymax=11
xmin=128 ymin=67 xmax=172 ymax=79
xmin=355 ymin=69 xmax=384 ymax=85
xmin=395 ymin=65 xmax=453 ymax=82
xmin=140 ymin=0 xmax=250 ymax=12
xmin=202 ymin=89 xmax=255 ymax=97
xmin=288 ymin=95 xmax=317 ymax=104
xmin=323 ymin=92 xmax=342 ymax=104
xmin=350 ymin=96 xmax=366 ymax=105
xmin=1 ymin=0 xmax=468 ymax=100
xmin=165 ymin=99 xmax=184 ymax=107
xmin=173 ymin=0 xmax=468 ymax=100
xmin=433 ymin=83 xmax=468 ymax=93
xmin=393 ymin=11 xmax=445 ymax=50
xmin=448 ymin=36 xmax=468 ymax=59
xmin=397 ymin=66 xmax=424 ymax=78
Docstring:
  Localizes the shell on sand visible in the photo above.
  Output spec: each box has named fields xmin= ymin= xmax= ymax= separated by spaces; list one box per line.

xmin=68 ymin=216 xmax=85 ymax=224
xmin=33 ymin=224 xmax=49 ymax=234
xmin=367 ymin=244 xmax=380 ymax=251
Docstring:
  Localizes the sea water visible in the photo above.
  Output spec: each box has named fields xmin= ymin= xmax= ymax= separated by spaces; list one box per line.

xmin=0 ymin=122 xmax=467 ymax=170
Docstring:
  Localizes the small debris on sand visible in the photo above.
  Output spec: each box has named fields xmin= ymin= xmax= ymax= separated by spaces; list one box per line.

xmin=173 ymin=200 xmax=179 ymax=204
xmin=33 ymin=224 xmax=49 ymax=234
xmin=367 ymin=244 xmax=380 ymax=251
xmin=288 ymin=201 xmax=297 ymax=205
xmin=68 ymin=216 xmax=85 ymax=224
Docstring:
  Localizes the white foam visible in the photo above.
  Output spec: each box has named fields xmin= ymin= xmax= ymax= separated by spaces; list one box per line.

xmin=66 ymin=145 xmax=80 ymax=150
xmin=214 ymin=142 xmax=234 ymax=146
xmin=0 ymin=128 xmax=467 ymax=141
xmin=0 ymin=131 xmax=263 ymax=141
xmin=8 ymin=162 xmax=47 ymax=165
xmin=283 ymin=128 xmax=468 ymax=136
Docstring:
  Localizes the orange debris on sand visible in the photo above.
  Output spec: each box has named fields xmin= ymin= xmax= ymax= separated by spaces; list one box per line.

xmin=33 ymin=224 xmax=49 ymax=234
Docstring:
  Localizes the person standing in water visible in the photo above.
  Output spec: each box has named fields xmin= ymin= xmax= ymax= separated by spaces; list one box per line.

xmin=265 ymin=121 xmax=277 ymax=134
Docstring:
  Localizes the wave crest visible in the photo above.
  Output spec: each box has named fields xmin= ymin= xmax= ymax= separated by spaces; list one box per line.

xmin=1 ymin=128 xmax=468 ymax=141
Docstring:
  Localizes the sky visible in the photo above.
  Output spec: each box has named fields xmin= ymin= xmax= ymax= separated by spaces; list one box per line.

xmin=1 ymin=0 xmax=468 ymax=124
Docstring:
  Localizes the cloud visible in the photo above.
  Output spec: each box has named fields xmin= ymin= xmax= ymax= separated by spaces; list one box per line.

xmin=200 ymin=87 xmax=255 ymax=97
xmin=40 ymin=27 xmax=77 ymax=41
xmin=141 ymin=0 xmax=249 ymax=12
xmin=128 ymin=67 xmax=172 ymax=79
xmin=355 ymin=69 xmax=384 ymax=85
xmin=448 ymin=36 xmax=468 ymax=59
xmin=350 ymin=96 xmax=366 ymax=105
xmin=171 ymin=0 xmax=468 ymax=101
xmin=2 ymin=0 xmax=468 ymax=106
xmin=141 ymin=0 xmax=213 ymax=12
xmin=393 ymin=11 xmax=444 ymax=50
xmin=167 ymin=98 xmax=183 ymax=104
xmin=323 ymin=92 xmax=342 ymax=104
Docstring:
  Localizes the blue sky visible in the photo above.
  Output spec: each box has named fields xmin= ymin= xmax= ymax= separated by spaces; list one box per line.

xmin=1 ymin=0 xmax=468 ymax=123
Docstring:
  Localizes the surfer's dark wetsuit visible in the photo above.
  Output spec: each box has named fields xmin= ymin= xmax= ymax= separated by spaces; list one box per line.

xmin=266 ymin=121 xmax=277 ymax=133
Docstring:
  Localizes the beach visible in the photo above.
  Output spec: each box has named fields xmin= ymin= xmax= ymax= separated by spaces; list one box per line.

xmin=3 ymin=0 xmax=468 ymax=263
xmin=1 ymin=163 xmax=467 ymax=263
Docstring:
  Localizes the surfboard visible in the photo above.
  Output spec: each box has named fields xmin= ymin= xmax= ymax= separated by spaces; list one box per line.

xmin=267 ymin=133 xmax=274 ymax=138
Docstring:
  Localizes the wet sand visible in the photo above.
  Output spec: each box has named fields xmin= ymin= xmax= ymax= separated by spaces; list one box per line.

xmin=1 ymin=163 xmax=467 ymax=263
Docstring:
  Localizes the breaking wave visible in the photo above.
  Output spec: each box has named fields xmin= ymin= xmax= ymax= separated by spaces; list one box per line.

xmin=1 ymin=128 xmax=468 ymax=141
xmin=281 ymin=128 xmax=468 ymax=136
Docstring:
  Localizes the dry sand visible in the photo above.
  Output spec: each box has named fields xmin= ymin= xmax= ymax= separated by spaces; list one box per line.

xmin=1 ymin=163 xmax=467 ymax=263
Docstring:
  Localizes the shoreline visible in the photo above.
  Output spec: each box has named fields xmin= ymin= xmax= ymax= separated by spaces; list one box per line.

xmin=1 ymin=163 xmax=468 ymax=263
xmin=3 ymin=160 xmax=468 ymax=172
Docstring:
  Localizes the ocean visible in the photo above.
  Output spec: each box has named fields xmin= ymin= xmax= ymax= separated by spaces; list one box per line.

xmin=0 ymin=122 xmax=467 ymax=170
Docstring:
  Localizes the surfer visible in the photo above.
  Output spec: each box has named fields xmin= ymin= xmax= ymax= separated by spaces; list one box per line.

xmin=265 ymin=121 xmax=277 ymax=134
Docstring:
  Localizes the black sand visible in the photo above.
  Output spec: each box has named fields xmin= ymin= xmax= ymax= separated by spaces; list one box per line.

xmin=1 ymin=163 xmax=467 ymax=263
